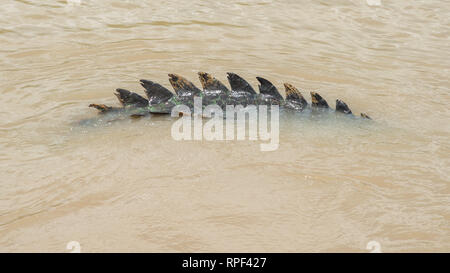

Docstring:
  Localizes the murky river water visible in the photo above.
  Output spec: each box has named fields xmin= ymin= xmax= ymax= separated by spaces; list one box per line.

xmin=0 ymin=0 xmax=449 ymax=252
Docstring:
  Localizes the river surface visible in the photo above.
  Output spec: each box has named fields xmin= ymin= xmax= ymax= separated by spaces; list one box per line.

xmin=0 ymin=0 xmax=449 ymax=252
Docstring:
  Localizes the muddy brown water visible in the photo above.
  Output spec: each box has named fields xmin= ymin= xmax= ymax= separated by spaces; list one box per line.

xmin=0 ymin=0 xmax=449 ymax=252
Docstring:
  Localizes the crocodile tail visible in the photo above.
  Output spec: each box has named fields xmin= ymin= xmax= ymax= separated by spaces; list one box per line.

xmin=140 ymin=79 xmax=173 ymax=105
xmin=168 ymin=73 xmax=203 ymax=97
xmin=284 ymin=83 xmax=308 ymax=107
xmin=115 ymin=88 xmax=149 ymax=107
xmin=198 ymin=72 xmax=230 ymax=93
xmin=256 ymin=77 xmax=284 ymax=101
xmin=335 ymin=99 xmax=353 ymax=114
xmin=227 ymin=72 xmax=257 ymax=95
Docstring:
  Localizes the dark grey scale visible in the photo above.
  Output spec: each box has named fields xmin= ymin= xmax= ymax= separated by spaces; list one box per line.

xmin=283 ymin=83 xmax=308 ymax=111
xmin=256 ymin=77 xmax=284 ymax=105
xmin=168 ymin=73 xmax=202 ymax=109
xmin=310 ymin=92 xmax=329 ymax=109
xmin=168 ymin=73 xmax=202 ymax=98
xmin=88 ymin=88 xmax=149 ymax=115
xmin=360 ymin=113 xmax=371 ymax=119
xmin=226 ymin=72 xmax=258 ymax=107
xmin=140 ymin=79 xmax=173 ymax=105
xmin=335 ymin=99 xmax=353 ymax=115
xmin=198 ymin=72 xmax=230 ymax=110
xmin=198 ymin=72 xmax=230 ymax=94
xmin=114 ymin=88 xmax=149 ymax=108
xmin=88 ymin=103 xmax=122 ymax=114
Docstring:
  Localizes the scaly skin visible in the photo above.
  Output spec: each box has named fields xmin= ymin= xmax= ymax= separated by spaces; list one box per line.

xmin=89 ymin=72 xmax=372 ymax=119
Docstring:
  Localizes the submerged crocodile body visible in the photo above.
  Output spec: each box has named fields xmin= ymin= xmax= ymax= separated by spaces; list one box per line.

xmin=89 ymin=72 xmax=371 ymax=119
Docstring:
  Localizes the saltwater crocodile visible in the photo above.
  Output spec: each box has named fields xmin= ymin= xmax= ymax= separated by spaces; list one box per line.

xmin=88 ymin=72 xmax=371 ymax=119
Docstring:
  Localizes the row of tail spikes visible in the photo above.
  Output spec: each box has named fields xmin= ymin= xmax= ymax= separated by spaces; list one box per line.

xmin=90 ymin=72 xmax=371 ymax=119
